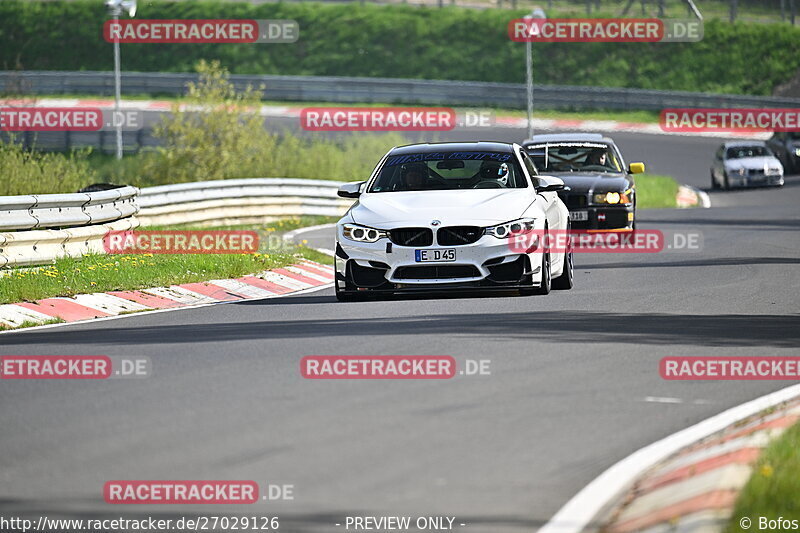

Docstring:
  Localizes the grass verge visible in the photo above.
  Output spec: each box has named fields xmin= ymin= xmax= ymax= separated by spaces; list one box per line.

xmin=725 ymin=419 xmax=800 ymax=532
xmin=636 ymin=174 xmax=680 ymax=209
xmin=0 ymin=318 xmax=64 ymax=331
xmin=0 ymin=217 xmax=336 ymax=305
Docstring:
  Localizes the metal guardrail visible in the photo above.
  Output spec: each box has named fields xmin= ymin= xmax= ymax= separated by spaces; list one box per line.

xmin=3 ymin=70 xmax=799 ymax=111
xmin=0 ymin=186 xmax=140 ymax=267
xmin=0 ymin=218 xmax=140 ymax=268
xmin=0 ymin=186 xmax=139 ymax=231
xmin=137 ymin=178 xmax=350 ymax=226
xmin=0 ymin=178 xmax=350 ymax=267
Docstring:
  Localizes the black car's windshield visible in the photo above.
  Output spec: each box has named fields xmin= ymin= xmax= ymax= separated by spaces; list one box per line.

xmin=526 ymin=143 xmax=622 ymax=173
xmin=368 ymin=151 xmax=528 ymax=192
xmin=726 ymin=146 xmax=771 ymax=159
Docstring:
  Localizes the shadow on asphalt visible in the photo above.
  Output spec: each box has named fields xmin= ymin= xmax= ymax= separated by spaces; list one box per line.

xmin=6 ymin=307 xmax=799 ymax=348
xmin=642 ymin=217 xmax=800 ymax=229
xmin=578 ymin=256 xmax=800 ymax=269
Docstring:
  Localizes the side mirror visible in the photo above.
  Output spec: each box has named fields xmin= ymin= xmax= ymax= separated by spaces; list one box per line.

xmin=537 ymin=176 xmax=565 ymax=192
xmin=629 ymin=162 xmax=645 ymax=174
xmin=337 ymin=181 xmax=365 ymax=199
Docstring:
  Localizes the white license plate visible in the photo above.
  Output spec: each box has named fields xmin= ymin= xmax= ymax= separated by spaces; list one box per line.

xmin=570 ymin=210 xmax=589 ymax=221
xmin=415 ymin=249 xmax=456 ymax=262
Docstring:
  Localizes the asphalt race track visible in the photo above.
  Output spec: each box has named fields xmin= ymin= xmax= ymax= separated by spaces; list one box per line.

xmin=1 ymin=126 xmax=799 ymax=533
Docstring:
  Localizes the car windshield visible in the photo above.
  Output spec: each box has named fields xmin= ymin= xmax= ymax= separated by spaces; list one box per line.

xmin=526 ymin=143 xmax=622 ymax=173
xmin=726 ymin=146 xmax=771 ymax=159
xmin=788 ymin=132 xmax=800 ymax=140
xmin=367 ymin=151 xmax=528 ymax=192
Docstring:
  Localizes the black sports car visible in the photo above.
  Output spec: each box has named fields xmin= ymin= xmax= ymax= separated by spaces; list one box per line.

xmin=523 ymin=133 xmax=645 ymax=230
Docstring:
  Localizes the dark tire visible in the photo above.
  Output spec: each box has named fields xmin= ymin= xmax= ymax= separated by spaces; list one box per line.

xmin=528 ymin=251 xmax=551 ymax=295
xmin=710 ymin=171 xmax=719 ymax=190
xmin=723 ymin=172 xmax=730 ymax=190
xmin=335 ymin=283 xmax=363 ymax=302
xmin=520 ymin=227 xmax=551 ymax=296
xmin=552 ymin=249 xmax=573 ymax=290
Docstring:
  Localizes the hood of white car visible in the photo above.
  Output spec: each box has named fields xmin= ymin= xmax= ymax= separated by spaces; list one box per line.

xmin=349 ymin=189 xmax=535 ymax=227
xmin=725 ymin=156 xmax=783 ymax=171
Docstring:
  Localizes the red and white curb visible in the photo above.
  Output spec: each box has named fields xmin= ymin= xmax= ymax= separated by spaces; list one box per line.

xmin=0 ymin=260 xmax=333 ymax=331
xmin=538 ymin=384 xmax=800 ymax=533
xmin=602 ymin=399 xmax=800 ymax=533
xmin=677 ymin=185 xmax=711 ymax=208
xmin=1 ymin=98 xmax=769 ymax=140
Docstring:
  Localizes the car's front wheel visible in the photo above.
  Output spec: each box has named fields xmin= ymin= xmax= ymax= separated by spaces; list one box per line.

xmin=552 ymin=249 xmax=573 ymax=290
xmin=520 ymin=251 xmax=551 ymax=296
xmin=335 ymin=282 xmax=363 ymax=302
xmin=710 ymin=170 xmax=719 ymax=190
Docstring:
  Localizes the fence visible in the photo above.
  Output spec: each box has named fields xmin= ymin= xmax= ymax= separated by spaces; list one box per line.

xmin=0 ymin=186 xmax=140 ymax=267
xmin=0 ymin=179 xmax=348 ymax=267
xmin=5 ymin=70 xmax=799 ymax=153
xmin=4 ymin=71 xmax=799 ymax=111
xmin=137 ymin=178 xmax=349 ymax=226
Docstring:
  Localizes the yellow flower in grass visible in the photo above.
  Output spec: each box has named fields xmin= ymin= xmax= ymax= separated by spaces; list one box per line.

xmin=760 ymin=464 xmax=774 ymax=478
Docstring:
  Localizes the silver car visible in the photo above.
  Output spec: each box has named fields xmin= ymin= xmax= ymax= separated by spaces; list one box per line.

xmin=711 ymin=141 xmax=784 ymax=190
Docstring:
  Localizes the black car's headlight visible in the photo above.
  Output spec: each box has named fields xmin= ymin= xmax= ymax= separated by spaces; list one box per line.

xmin=592 ymin=191 xmax=631 ymax=205
xmin=484 ymin=218 xmax=536 ymax=239
xmin=341 ymin=224 xmax=388 ymax=243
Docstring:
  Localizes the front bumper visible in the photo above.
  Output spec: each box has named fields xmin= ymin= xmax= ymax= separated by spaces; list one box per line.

xmin=726 ymin=173 xmax=784 ymax=188
xmin=334 ymin=234 xmax=540 ymax=292
xmin=566 ymin=205 xmax=634 ymax=230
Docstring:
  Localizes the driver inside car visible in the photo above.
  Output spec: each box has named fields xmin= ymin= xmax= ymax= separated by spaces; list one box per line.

xmin=585 ymin=148 xmax=610 ymax=168
xmin=477 ymin=161 xmax=509 ymax=187
xmin=400 ymin=164 xmax=429 ymax=191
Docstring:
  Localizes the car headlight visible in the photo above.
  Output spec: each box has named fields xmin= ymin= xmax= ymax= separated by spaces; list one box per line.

xmin=341 ymin=224 xmax=387 ymax=243
xmin=484 ymin=218 xmax=536 ymax=239
xmin=794 ymin=148 xmax=800 ymax=157
xmin=593 ymin=191 xmax=631 ymax=204
xmin=766 ymin=167 xmax=782 ymax=175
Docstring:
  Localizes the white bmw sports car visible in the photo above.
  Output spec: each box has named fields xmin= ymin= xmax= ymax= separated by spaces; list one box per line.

xmin=333 ymin=142 xmax=573 ymax=301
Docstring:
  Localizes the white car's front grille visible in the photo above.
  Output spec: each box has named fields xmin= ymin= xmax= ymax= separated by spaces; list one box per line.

xmin=389 ymin=228 xmax=433 ymax=247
